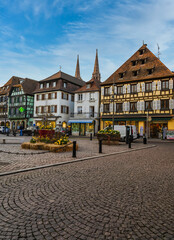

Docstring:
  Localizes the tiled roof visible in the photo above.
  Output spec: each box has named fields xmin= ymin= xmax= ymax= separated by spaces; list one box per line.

xmin=41 ymin=71 xmax=85 ymax=87
xmin=101 ymin=44 xmax=174 ymax=85
xmin=75 ymin=78 xmax=100 ymax=93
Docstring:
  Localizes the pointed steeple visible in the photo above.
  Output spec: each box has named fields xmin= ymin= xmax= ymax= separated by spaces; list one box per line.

xmin=92 ymin=49 xmax=101 ymax=82
xmin=75 ymin=55 xmax=81 ymax=79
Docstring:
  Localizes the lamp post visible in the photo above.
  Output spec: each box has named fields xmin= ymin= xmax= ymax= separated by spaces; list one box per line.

xmin=111 ymin=84 xmax=116 ymax=130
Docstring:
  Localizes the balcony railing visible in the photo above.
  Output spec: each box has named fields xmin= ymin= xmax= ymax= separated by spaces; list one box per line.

xmin=9 ymin=102 xmax=25 ymax=107
xmin=9 ymin=113 xmax=26 ymax=119
xmin=70 ymin=112 xmax=99 ymax=119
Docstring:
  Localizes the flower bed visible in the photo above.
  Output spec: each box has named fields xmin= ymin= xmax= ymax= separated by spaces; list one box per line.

xmin=97 ymin=129 xmax=120 ymax=145
xmin=38 ymin=129 xmax=55 ymax=138
xmin=21 ymin=135 xmax=78 ymax=153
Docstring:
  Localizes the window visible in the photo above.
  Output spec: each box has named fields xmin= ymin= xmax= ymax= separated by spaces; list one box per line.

xmin=145 ymin=101 xmax=153 ymax=111
xmin=132 ymin=71 xmax=138 ymax=76
xmin=116 ymin=103 xmax=123 ymax=113
xmin=161 ymin=99 xmax=169 ymax=110
xmin=46 ymin=82 xmax=50 ymax=88
xmin=140 ymin=59 xmax=146 ymax=64
xmin=139 ymin=49 xmax=145 ymax=55
xmin=104 ymin=87 xmax=110 ymax=96
xmin=103 ymin=104 xmax=110 ymax=113
xmin=77 ymin=106 xmax=82 ymax=114
xmin=162 ymin=81 xmax=169 ymax=90
xmin=63 ymin=82 xmax=67 ymax=88
xmin=145 ymin=82 xmax=152 ymax=92
xmin=90 ymin=92 xmax=95 ymax=101
xmin=78 ymin=94 xmax=83 ymax=101
xmin=51 ymin=93 xmax=55 ymax=99
xmin=131 ymin=84 xmax=137 ymax=93
xmin=117 ymin=86 xmax=123 ymax=95
xmin=50 ymin=105 xmax=56 ymax=113
xmin=147 ymin=68 xmax=154 ymax=75
xmin=132 ymin=60 xmax=137 ymax=66
xmin=71 ymin=95 xmax=74 ymax=102
xmin=53 ymin=82 xmax=56 ymax=87
xmin=19 ymin=96 xmax=23 ymax=103
xmin=62 ymin=92 xmax=68 ymax=100
xmin=40 ymin=83 xmax=43 ymax=89
xmin=86 ymin=84 xmax=90 ymax=89
xmin=130 ymin=102 xmax=137 ymax=112
xmin=89 ymin=106 xmax=94 ymax=117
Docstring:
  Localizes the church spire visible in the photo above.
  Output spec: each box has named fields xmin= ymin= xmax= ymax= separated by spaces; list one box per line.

xmin=75 ymin=55 xmax=81 ymax=79
xmin=92 ymin=49 xmax=101 ymax=82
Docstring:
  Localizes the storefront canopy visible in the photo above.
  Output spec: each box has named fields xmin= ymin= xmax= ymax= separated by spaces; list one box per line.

xmin=68 ymin=120 xmax=93 ymax=124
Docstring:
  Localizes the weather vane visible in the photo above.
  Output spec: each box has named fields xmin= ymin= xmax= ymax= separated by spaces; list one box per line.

xmin=59 ymin=65 xmax=62 ymax=71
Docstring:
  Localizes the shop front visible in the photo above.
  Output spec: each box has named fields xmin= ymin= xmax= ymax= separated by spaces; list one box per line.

xmin=68 ymin=120 xmax=95 ymax=136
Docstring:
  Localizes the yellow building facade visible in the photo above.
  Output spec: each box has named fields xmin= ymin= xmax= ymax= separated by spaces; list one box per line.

xmin=100 ymin=44 xmax=174 ymax=138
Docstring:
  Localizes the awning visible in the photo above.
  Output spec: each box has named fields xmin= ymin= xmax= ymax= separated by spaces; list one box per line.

xmin=102 ymin=118 xmax=146 ymax=121
xmin=152 ymin=117 xmax=171 ymax=121
xmin=68 ymin=120 xmax=93 ymax=124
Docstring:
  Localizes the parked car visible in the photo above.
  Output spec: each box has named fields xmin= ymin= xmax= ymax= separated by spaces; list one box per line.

xmin=22 ymin=129 xmax=33 ymax=136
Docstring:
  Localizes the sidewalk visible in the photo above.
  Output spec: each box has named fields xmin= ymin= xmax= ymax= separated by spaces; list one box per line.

xmin=0 ymin=135 xmax=157 ymax=175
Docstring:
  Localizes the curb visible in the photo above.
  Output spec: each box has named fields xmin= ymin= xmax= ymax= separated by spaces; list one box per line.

xmin=0 ymin=145 xmax=156 ymax=177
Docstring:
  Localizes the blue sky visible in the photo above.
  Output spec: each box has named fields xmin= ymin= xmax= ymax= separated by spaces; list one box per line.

xmin=1 ymin=0 xmax=174 ymax=86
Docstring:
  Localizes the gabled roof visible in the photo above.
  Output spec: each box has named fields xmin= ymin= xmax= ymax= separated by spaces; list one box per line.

xmin=9 ymin=77 xmax=38 ymax=95
xmin=101 ymin=44 xmax=174 ymax=85
xmin=0 ymin=76 xmax=21 ymax=95
xmin=41 ymin=71 xmax=85 ymax=87
xmin=75 ymin=78 xmax=100 ymax=93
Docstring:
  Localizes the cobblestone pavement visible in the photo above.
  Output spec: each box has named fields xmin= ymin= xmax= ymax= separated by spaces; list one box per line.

xmin=0 ymin=142 xmax=173 ymax=239
xmin=0 ymin=135 xmax=151 ymax=173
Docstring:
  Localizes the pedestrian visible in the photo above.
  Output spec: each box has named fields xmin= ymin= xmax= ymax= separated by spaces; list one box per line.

xmin=163 ymin=126 xmax=167 ymax=140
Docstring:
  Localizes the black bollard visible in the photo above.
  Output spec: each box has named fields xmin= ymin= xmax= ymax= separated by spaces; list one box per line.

xmin=143 ymin=135 xmax=147 ymax=144
xmin=90 ymin=133 xmax=92 ymax=141
xmin=72 ymin=141 xmax=76 ymax=157
xmin=99 ymin=140 xmax=102 ymax=153
xmin=128 ymin=135 xmax=131 ymax=148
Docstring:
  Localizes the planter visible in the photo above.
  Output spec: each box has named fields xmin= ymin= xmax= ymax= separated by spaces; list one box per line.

xmin=97 ymin=133 xmax=120 ymax=145
xmin=39 ymin=130 xmax=55 ymax=138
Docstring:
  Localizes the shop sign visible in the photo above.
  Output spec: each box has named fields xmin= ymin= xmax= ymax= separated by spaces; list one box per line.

xmin=166 ymin=130 xmax=174 ymax=140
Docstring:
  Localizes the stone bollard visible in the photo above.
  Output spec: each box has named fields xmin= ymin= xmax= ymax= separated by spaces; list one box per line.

xmin=90 ymin=133 xmax=92 ymax=141
xmin=99 ymin=140 xmax=102 ymax=153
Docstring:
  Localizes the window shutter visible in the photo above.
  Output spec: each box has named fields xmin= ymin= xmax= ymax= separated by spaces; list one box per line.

xmin=67 ymin=107 xmax=69 ymax=114
xmin=48 ymin=93 xmax=51 ymax=99
xmin=37 ymin=95 xmax=39 ymax=100
xmin=100 ymin=104 xmax=103 ymax=112
xmin=67 ymin=94 xmax=69 ymax=100
xmin=54 ymin=105 xmax=57 ymax=113
xmin=169 ymin=79 xmax=173 ymax=89
xmin=127 ymin=102 xmax=130 ymax=111
xmin=41 ymin=106 xmax=44 ymax=113
xmin=137 ymin=83 xmax=140 ymax=92
xmin=169 ymin=99 xmax=174 ymax=109
xmin=141 ymin=83 xmax=145 ymax=92
xmin=114 ymin=103 xmax=117 ymax=112
xmin=123 ymin=85 xmax=126 ymax=94
xmin=127 ymin=84 xmax=130 ymax=93
xmin=152 ymin=82 xmax=156 ymax=91
xmin=48 ymin=106 xmax=50 ymax=113
xmin=157 ymin=100 xmax=161 ymax=110
xmin=101 ymin=87 xmax=104 ymax=96
xmin=61 ymin=105 xmax=63 ymax=113
xmin=141 ymin=101 xmax=145 ymax=111
xmin=114 ymin=86 xmax=117 ymax=94
xmin=157 ymin=81 xmax=161 ymax=90
xmin=110 ymin=103 xmax=113 ymax=112
xmin=55 ymin=92 xmax=57 ymax=99
xmin=137 ymin=101 xmax=140 ymax=111
xmin=42 ymin=94 xmax=44 ymax=100
xmin=110 ymin=86 xmax=112 ymax=95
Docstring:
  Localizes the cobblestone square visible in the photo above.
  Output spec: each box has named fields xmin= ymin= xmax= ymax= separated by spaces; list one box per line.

xmin=0 ymin=136 xmax=173 ymax=239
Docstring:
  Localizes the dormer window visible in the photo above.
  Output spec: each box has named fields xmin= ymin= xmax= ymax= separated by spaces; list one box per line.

xmin=86 ymin=84 xmax=90 ymax=89
xmin=147 ymin=68 xmax=154 ymax=75
xmin=46 ymin=82 xmax=50 ymax=88
xmin=132 ymin=71 xmax=138 ymax=76
xmin=132 ymin=60 xmax=137 ymax=66
xmin=19 ymin=79 xmax=24 ymax=84
xmin=53 ymin=82 xmax=56 ymax=87
xmin=140 ymin=58 xmax=147 ymax=64
xmin=40 ymin=83 xmax=43 ymax=89
xmin=63 ymin=82 xmax=67 ymax=88
xmin=139 ymin=49 xmax=145 ymax=55
xmin=119 ymin=72 xmax=126 ymax=78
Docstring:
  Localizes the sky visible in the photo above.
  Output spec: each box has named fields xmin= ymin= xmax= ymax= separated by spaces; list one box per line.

xmin=1 ymin=0 xmax=174 ymax=86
